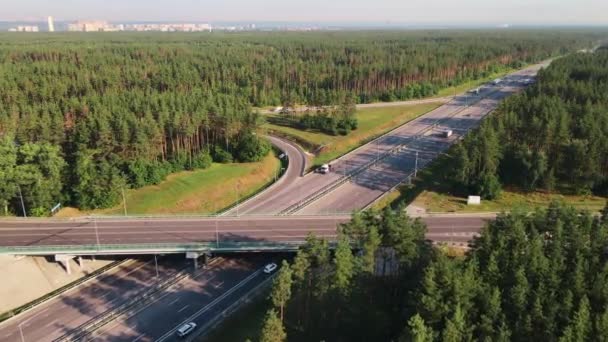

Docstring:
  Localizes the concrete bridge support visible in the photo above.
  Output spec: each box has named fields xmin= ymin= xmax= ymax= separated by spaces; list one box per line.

xmin=54 ymin=255 xmax=75 ymax=275
xmin=186 ymin=252 xmax=211 ymax=271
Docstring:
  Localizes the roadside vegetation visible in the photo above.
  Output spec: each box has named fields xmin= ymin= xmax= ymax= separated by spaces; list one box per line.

xmin=58 ymin=152 xmax=280 ymax=216
xmin=252 ymin=203 xmax=608 ymax=341
xmin=372 ymin=50 xmax=608 ymax=214
xmin=0 ymin=31 xmax=600 ymax=215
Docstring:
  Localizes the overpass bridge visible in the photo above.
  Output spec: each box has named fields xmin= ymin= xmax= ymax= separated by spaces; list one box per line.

xmin=0 ymin=214 xmax=491 ymax=256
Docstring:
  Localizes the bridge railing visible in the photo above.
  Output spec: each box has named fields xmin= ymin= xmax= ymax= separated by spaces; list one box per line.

xmin=0 ymin=241 xmax=310 ymax=256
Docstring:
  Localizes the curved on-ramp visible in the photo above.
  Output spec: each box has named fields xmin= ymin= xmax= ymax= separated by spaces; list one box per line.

xmin=221 ymin=135 xmax=308 ymax=216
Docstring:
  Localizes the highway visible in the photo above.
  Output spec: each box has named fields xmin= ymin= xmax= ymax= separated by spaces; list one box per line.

xmin=229 ymin=62 xmax=548 ymax=216
xmin=0 ymin=215 xmax=491 ymax=249
xmin=90 ymin=256 xmax=272 ymax=342
xmin=0 ymin=257 xmax=188 ymax=342
xmin=0 ymin=256 xmax=274 ymax=342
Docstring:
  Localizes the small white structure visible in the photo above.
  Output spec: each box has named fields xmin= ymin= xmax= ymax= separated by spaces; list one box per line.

xmin=442 ymin=129 xmax=453 ymax=138
xmin=47 ymin=16 xmax=55 ymax=32
xmin=467 ymin=196 xmax=481 ymax=205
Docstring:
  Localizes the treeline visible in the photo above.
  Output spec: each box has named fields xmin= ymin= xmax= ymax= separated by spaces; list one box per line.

xmin=259 ymin=203 xmax=608 ymax=341
xmin=444 ymin=50 xmax=608 ymax=199
xmin=0 ymin=31 xmax=601 ymax=214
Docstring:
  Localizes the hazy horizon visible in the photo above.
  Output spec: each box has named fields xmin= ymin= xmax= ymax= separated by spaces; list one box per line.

xmin=3 ymin=0 xmax=607 ymax=26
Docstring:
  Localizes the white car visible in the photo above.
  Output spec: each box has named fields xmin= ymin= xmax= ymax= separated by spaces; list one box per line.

xmin=176 ymin=322 xmax=197 ymax=337
xmin=316 ymin=164 xmax=330 ymax=174
xmin=264 ymin=263 xmax=278 ymax=274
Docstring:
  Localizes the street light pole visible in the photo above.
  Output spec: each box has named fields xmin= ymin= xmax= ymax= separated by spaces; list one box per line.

xmin=235 ymin=184 xmax=240 ymax=217
xmin=154 ymin=254 xmax=159 ymax=278
xmin=122 ymin=187 xmax=128 ymax=216
xmin=215 ymin=218 xmax=219 ymax=248
xmin=414 ymin=151 xmax=419 ymax=178
xmin=94 ymin=216 xmax=100 ymax=249
xmin=17 ymin=184 xmax=27 ymax=218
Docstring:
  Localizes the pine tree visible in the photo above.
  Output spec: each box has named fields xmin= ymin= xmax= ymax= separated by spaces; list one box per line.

xmin=270 ymin=260 xmax=293 ymax=322
xmin=260 ymin=309 xmax=287 ymax=342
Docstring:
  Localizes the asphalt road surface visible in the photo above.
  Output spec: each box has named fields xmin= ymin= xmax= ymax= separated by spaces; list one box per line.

xmin=0 ymin=257 xmax=189 ymax=342
xmin=89 ymin=256 xmax=273 ymax=342
xmin=223 ymin=135 xmax=308 ymax=216
xmin=0 ymin=215 xmax=493 ymax=249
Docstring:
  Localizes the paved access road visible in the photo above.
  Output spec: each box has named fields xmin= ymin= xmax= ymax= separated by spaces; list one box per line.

xmin=0 ymin=214 xmax=492 ymax=249
xmin=222 ymin=135 xmax=308 ymax=216
xmin=0 ymin=257 xmax=188 ymax=342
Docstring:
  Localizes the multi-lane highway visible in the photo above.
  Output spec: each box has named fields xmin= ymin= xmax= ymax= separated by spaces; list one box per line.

xmin=0 ymin=214 xmax=492 ymax=250
xmin=0 ymin=256 xmax=275 ymax=342
xmin=230 ymin=62 xmax=547 ymax=216
xmin=0 ymin=257 xmax=187 ymax=342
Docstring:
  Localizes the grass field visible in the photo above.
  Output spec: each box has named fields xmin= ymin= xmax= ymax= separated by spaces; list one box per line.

xmin=105 ymin=153 xmax=279 ymax=215
xmin=263 ymin=102 xmax=442 ymax=168
xmin=57 ymin=153 xmax=280 ymax=217
xmin=372 ymin=152 xmax=606 ymax=214
xmin=412 ymin=189 xmax=607 ymax=213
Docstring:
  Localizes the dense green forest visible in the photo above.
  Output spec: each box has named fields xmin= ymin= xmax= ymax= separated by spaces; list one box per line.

xmin=0 ymin=31 xmax=602 ymax=214
xmin=444 ymin=49 xmax=608 ymax=199
xmin=259 ymin=203 xmax=608 ymax=341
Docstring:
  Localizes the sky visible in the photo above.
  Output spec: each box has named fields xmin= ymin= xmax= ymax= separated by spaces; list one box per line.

xmin=2 ymin=0 xmax=607 ymax=26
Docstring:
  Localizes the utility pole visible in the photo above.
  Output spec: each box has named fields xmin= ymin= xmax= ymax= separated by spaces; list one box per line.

xmin=121 ymin=187 xmax=128 ymax=216
xmin=215 ymin=218 xmax=219 ymax=248
xmin=17 ymin=184 xmax=27 ymax=218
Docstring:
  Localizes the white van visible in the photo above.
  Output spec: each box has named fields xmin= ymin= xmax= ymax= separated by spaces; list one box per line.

xmin=176 ymin=322 xmax=197 ymax=337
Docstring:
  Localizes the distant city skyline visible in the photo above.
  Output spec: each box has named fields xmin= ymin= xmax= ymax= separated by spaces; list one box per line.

xmin=2 ymin=0 xmax=607 ymax=26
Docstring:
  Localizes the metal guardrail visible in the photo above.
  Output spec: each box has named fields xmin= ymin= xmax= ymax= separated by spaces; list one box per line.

xmin=56 ymin=265 xmax=192 ymax=341
xmin=0 ymin=241 xmax=309 ymax=256
xmin=190 ymin=273 xmax=276 ymax=342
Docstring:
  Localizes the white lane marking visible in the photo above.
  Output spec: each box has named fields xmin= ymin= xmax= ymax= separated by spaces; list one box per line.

xmin=132 ymin=333 xmax=146 ymax=342
xmin=45 ymin=319 xmax=58 ymax=327
xmin=155 ymin=269 xmax=263 ymax=342
xmin=169 ymin=298 xmax=179 ymax=306
xmin=177 ymin=305 xmax=189 ymax=313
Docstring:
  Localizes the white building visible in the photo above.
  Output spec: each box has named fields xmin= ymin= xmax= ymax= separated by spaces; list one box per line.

xmin=47 ymin=16 xmax=55 ymax=32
